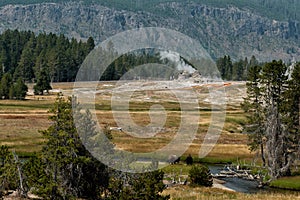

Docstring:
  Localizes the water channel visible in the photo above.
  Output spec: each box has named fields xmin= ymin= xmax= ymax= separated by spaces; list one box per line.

xmin=209 ymin=165 xmax=263 ymax=193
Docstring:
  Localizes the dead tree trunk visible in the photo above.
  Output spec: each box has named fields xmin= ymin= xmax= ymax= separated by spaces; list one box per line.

xmin=265 ymin=106 xmax=292 ymax=180
xmin=12 ymin=151 xmax=27 ymax=197
xmin=260 ymin=142 xmax=266 ymax=167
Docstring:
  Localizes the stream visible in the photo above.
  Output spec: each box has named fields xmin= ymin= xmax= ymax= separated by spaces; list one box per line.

xmin=209 ymin=165 xmax=263 ymax=194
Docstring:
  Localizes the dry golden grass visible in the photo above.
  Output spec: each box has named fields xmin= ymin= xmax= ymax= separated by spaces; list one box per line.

xmin=0 ymin=85 xmax=59 ymax=152
xmin=0 ymin=113 xmax=49 ymax=152
xmin=95 ymin=108 xmax=250 ymax=159
xmin=0 ymin=81 xmax=251 ymax=159
xmin=183 ymin=144 xmax=252 ymax=160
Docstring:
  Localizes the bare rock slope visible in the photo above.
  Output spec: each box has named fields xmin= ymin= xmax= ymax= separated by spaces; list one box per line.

xmin=0 ymin=1 xmax=299 ymax=61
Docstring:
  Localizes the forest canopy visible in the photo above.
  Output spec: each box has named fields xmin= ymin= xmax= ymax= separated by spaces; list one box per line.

xmin=0 ymin=29 xmax=95 ymax=83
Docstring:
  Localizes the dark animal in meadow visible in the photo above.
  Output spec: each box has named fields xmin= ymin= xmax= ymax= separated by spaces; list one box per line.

xmin=168 ymin=155 xmax=180 ymax=164
xmin=186 ymin=154 xmax=193 ymax=165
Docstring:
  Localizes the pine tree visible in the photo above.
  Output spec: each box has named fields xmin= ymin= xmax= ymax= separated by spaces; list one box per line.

xmin=9 ymin=78 xmax=28 ymax=100
xmin=249 ymin=55 xmax=259 ymax=68
xmin=0 ymin=73 xmax=12 ymax=99
xmin=262 ymin=60 xmax=291 ymax=179
xmin=242 ymin=60 xmax=299 ymax=180
xmin=13 ymin=35 xmax=36 ymax=82
xmin=224 ymin=55 xmax=233 ymax=80
xmin=232 ymin=59 xmax=246 ymax=81
xmin=31 ymin=95 xmax=110 ymax=199
xmin=86 ymin=37 xmax=95 ymax=53
xmin=242 ymin=65 xmax=266 ymax=166
xmin=284 ymin=62 xmax=300 ymax=163
xmin=216 ymin=55 xmax=233 ymax=80
xmin=189 ymin=165 xmax=213 ymax=187
xmin=107 ymin=170 xmax=169 ymax=200
xmin=34 ymin=69 xmax=52 ymax=95
xmin=0 ymin=146 xmax=25 ymax=195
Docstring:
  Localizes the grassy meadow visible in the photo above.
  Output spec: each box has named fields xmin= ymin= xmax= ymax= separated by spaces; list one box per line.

xmin=2 ymin=81 xmax=300 ymax=199
xmin=0 ymin=81 xmax=252 ymax=159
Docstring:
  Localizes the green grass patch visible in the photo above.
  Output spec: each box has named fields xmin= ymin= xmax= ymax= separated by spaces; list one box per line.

xmin=195 ymin=156 xmax=234 ymax=165
xmin=15 ymin=151 xmax=38 ymax=158
xmin=0 ymin=100 xmax=52 ymax=111
xmin=162 ymin=164 xmax=193 ymax=175
xmin=225 ymin=115 xmax=247 ymax=126
xmin=270 ymin=176 xmax=300 ymax=191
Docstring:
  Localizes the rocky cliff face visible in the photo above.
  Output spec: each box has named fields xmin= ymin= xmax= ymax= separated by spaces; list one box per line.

xmin=0 ymin=1 xmax=299 ymax=61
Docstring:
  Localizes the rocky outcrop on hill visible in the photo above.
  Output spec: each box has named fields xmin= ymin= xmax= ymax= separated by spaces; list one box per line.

xmin=0 ymin=1 xmax=299 ymax=61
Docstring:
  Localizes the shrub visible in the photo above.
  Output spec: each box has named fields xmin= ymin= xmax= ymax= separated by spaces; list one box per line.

xmin=189 ymin=165 xmax=213 ymax=187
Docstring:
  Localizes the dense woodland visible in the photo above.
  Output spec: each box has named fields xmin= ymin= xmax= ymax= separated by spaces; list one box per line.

xmin=0 ymin=29 xmax=262 ymax=84
xmin=0 ymin=30 xmax=176 ymax=99
xmin=0 ymin=29 xmax=94 ymax=83
xmin=216 ymin=55 xmax=260 ymax=81
xmin=0 ymin=29 xmax=95 ymax=99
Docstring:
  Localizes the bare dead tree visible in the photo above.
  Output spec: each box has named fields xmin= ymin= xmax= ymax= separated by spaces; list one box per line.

xmin=265 ymin=105 xmax=293 ymax=180
xmin=12 ymin=151 xmax=27 ymax=198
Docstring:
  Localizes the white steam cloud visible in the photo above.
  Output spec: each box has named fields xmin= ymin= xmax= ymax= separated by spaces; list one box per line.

xmin=160 ymin=51 xmax=196 ymax=73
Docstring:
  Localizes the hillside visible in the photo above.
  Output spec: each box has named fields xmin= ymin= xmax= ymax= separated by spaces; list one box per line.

xmin=0 ymin=0 xmax=299 ymax=61
xmin=1 ymin=0 xmax=300 ymax=22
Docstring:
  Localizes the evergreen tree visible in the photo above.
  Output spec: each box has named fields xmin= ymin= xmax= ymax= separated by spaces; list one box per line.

xmin=108 ymin=170 xmax=169 ymax=200
xmin=216 ymin=55 xmax=233 ymax=80
xmin=232 ymin=59 xmax=245 ymax=81
xmin=284 ymin=62 xmax=300 ymax=163
xmin=249 ymin=55 xmax=259 ymax=68
xmin=9 ymin=78 xmax=28 ymax=100
xmin=0 ymin=146 xmax=26 ymax=196
xmin=224 ymin=55 xmax=233 ymax=80
xmin=0 ymin=43 xmax=8 ymax=76
xmin=0 ymin=29 xmax=95 ymax=84
xmin=262 ymin=60 xmax=290 ymax=179
xmin=34 ymin=69 xmax=52 ymax=95
xmin=243 ymin=60 xmax=294 ymax=180
xmin=242 ymin=57 xmax=249 ymax=80
xmin=189 ymin=165 xmax=213 ymax=187
xmin=86 ymin=37 xmax=95 ymax=53
xmin=1 ymin=30 xmax=31 ymax=75
xmin=31 ymin=95 xmax=110 ymax=199
xmin=13 ymin=35 xmax=36 ymax=82
xmin=0 ymin=73 xmax=12 ymax=99
xmin=242 ymin=65 xmax=266 ymax=166
xmin=216 ymin=55 xmax=261 ymax=81
xmin=34 ymin=50 xmax=48 ymax=80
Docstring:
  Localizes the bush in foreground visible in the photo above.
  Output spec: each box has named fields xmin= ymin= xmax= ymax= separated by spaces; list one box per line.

xmin=189 ymin=165 xmax=213 ymax=187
